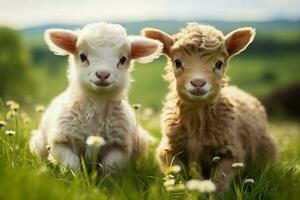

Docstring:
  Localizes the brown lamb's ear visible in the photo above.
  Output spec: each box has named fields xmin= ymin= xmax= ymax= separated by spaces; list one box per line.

xmin=225 ymin=27 xmax=256 ymax=58
xmin=44 ymin=29 xmax=78 ymax=55
xmin=141 ymin=28 xmax=174 ymax=56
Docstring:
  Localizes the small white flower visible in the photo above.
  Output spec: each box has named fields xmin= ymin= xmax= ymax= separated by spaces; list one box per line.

xmin=163 ymin=179 xmax=176 ymax=187
xmin=172 ymin=165 xmax=181 ymax=173
xmin=5 ymin=130 xmax=16 ymax=137
xmin=166 ymin=165 xmax=181 ymax=173
xmin=6 ymin=110 xmax=16 ymax=119
xmin=198 ymin=180 xmax=217 ymax=193
xmin=232 ymin=162 xmax=244 ymax=168
xmin=212 ymin=156 xmax=220 ymax=163
xmin=0 ymin=120 xmax=7 ymax=127
xmin=186 ymin=180 xmax=201 ymax=190
xmin=133 ymin=104 xmax=141 ymax=110
xmin=163 ymin=174 xmax=174 ymax=181
xmin=35 ymin=105 xmax=46 ymax=113
xmin=186 ymin=179 xmax=216 ymax=193
xmin=86 ymin=136 xmax=106 ymax=148
xmin=244 ymin=178 xmax=255 ymax=184
xmin=46 ymin=145 xmax=51 ymax=151
xmin=6 ymin=100 xmax=19 ymax=111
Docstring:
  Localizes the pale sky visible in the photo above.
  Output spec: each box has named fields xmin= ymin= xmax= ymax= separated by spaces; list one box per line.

xmin=0 ymin=0 xmax=299 ymax=28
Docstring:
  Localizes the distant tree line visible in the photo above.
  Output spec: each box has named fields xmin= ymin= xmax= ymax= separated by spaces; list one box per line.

xmin=0 ymin=27 xmax=36 ymax=102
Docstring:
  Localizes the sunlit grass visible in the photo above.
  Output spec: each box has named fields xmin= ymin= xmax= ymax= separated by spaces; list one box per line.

xmin=0 ymin=100 xmax=299 ymax=200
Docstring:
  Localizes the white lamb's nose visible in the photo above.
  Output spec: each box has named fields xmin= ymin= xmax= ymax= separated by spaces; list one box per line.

xmin=96 ymin=71 xmax=110 ymax=81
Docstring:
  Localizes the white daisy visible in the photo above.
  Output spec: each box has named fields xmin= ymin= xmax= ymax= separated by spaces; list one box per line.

xmin=244 ymin=178 xmax=255 ymax=184
xmin=86 ymin=136 xmax=106 ymax=148
xmin=0 ymin=120 xmax=7 ymax=127
xmin=166 ymin=165 xmax=181 ymax=173
xmin=163 ymin=179 xmax=176 ymax=187
xmin=232 ymin=162 xmax=245 ymax=168
xmin=6 ymin=100 xmax=20 ymax=111
xmin=212 ymin=156 xmax=220 ymax=163
xmin=186 ymin=179 xmax=216 ymax=193
xmin=35 ymin=105 xmax=46 ymax=113
xmin=5 ymin=130 xmax=16 ymax=137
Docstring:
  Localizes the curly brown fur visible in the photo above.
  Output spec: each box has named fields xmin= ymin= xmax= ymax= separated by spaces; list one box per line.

xmin=143 ymin=23 xmax=277 ymax=193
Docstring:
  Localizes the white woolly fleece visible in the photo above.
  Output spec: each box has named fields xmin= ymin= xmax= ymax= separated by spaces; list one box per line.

xmin=30 ymin=22 xmax=161 ymax=171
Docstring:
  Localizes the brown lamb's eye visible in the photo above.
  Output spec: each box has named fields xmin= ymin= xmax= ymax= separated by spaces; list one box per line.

xmin=215 ymin=60 xmax=223 ymax=70
xmin=174 ymin=59 xmax=183 ymax=69
xmin=119 ymin=56 xmax=127 ymax=65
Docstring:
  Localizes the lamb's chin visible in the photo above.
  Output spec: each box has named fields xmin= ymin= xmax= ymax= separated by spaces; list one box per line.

xmin=90 ymin=82 xmax=116 ymax=92
xmin=179 ymin=89 xmax=214 ymax=103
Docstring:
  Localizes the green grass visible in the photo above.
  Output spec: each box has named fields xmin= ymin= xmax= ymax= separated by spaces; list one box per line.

xmin=0 ymin=101 xmax=300 ymax=200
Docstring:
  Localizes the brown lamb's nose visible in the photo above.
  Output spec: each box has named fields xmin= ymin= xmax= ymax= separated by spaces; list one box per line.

xmin=96 ymin=72 xmax=110 ymax=81
xmin=191 ymin=79 xmax=206 ymax=88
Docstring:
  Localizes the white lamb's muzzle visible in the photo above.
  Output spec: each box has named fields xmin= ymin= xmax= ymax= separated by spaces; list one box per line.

xmin=89 ymin=81 xmax=116 ymax=92
xmin=89 ymin=76 xmax=116 ymax=91
xmin=88 ymin=72 xmax=129 ymax=94
xmin=89 ymin=76 xmax=115 ymax=88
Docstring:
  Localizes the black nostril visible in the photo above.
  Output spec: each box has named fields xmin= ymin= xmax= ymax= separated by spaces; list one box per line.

xmin=200 ymin=80 xmax=206 ymax=87
xmin=104 ymin=73 xmax=110 ymax=79
xmin=191 ymin=81 xmax=196 ymax=87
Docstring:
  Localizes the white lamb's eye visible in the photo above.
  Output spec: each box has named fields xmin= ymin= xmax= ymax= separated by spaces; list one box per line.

xmin=119 ymin=56 xmax=127 ymax=65
xmin=80 ymin=53 xmax=88 ymax=62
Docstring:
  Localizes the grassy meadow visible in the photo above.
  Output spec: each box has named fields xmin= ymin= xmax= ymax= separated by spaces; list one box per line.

xmin=0 ymin=20 xmax=300 ymax=200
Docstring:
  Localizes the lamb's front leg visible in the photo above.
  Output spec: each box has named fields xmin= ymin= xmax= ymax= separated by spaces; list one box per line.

xmin=48 ymin=143 xmax=80 ymax=171
xmin=102 ymin=145 xmax=129 ymax=173
xmin=213 ymin=159 xmax=240 ymax=193
xmin=187 ymin=140 xmax=203 ymax=179
xmin=157 ymin=142 xmax=185 ymax=172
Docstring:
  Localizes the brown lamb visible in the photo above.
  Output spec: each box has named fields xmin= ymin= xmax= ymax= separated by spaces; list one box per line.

xmin=142 ymin=23 xmax=277 ymax=192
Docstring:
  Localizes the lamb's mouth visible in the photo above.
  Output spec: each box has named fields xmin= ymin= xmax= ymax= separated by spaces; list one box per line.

xmin=186 ymin=88 xmax=208 ymax=96
xmin=91 ymin=80 xmax=114 ymax=88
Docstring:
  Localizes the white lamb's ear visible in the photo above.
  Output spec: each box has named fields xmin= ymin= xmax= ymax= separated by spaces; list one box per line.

xmin=44 ymin=29 xmax=78 ymax=55
xmin=129 ymin=36 xmax=163 ymax=63
xmin=225 ymin=27 xmax=256 ymax=58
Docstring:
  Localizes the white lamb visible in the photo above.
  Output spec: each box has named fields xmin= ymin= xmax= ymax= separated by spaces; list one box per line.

xmin=29 ymin=22 xmax=162 ymax=172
